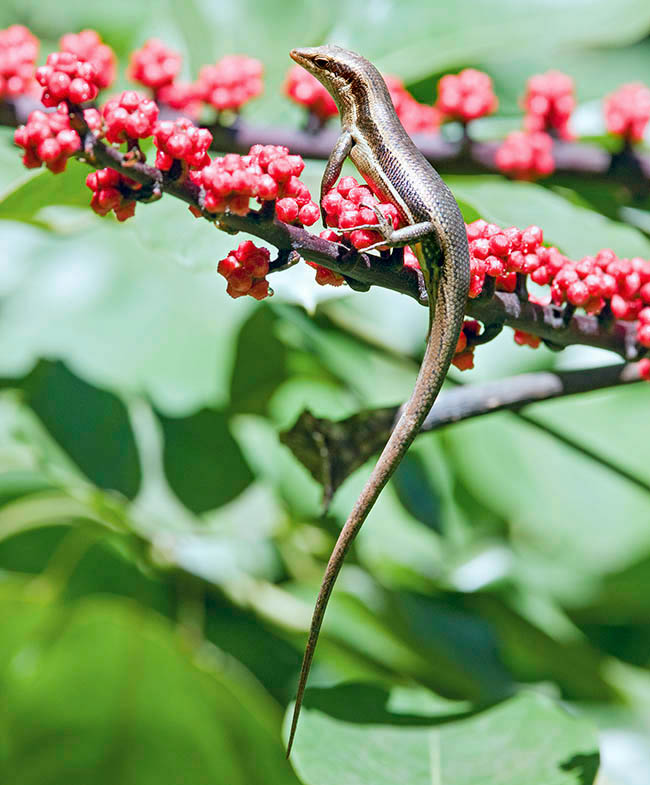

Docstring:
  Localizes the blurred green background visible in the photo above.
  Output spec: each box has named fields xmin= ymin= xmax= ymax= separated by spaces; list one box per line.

xmin=1 ymin=1 xmax=650 ymax=783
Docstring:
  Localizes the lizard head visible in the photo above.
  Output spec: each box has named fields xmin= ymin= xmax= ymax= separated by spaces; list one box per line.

xmin=290 ymin=44 xmax=385 ymax=115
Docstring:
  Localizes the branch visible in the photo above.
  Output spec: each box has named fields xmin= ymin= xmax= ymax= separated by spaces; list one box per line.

xmin=63 ymin=118 xmax=641 ymax=362
xmin=280 ymin=361 xmax=645 ymax=501
xmin=3 ymin=96 xmax=649 ymax=193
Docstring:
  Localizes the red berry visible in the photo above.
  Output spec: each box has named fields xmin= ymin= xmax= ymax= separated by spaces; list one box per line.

xmin=638 ymin=358 xmax=650 ymax=381
xmin=566 ymin=280 xmax=590 ymax=306
xmin=611 ymin=294 xmax=629 ymax=319
xmin=217 ymin=256 xmax=239 ymax=279
xmin=637 ymin=324 xmax=650 ymax=347
xmin=513 ymin=329 xmax=541 ymax=349
xmin=299 ymin=201 xmax=320 ymax=226
xmin=337 ymin=176 xmax=358 ymax=197
xmin=275 ymin=197 xmax=299 ymax=223
xmin=489 ymin=233 xmax=509 ymax=256
xmin=350 ymin=229 xmax=379 ymax=249
xmin=267 ymin=157 xmax=292 ymax=182
xmin=452 ymin=350 xmax=475 ymax=370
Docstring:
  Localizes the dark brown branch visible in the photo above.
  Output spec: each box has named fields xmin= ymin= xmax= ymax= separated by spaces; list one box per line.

xmin=424 ymin=361 xmax=641 ymax=429
xmin=64 ymin=123 xmax=643 ymax=362
xmin=281 ymin=361 xmax=646 ymax=500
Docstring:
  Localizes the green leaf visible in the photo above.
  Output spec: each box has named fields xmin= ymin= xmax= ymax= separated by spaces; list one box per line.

xmin=0 ymin=588 xmax=299 ymax=785
xmin=339 ymin=0 xmax=650 ymax=82
xmin=0 ymin=158 xmax=90 ymax=228
xmin=444 ymin=411 xmax=650 ymax=582
xmin=287 ymin=688 xmax=599 ymax=785
xmin=16 ymin=360 xmax=141 ymax=499
xmin=229 ymin=306 xmax=290 ymax=415
xmin=158 ymin=407 xmax=254 ymax=514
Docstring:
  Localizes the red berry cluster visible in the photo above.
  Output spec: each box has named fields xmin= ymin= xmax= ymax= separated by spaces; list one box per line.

xmin=467 ymin=218 xmax=650 ymax=353
xmin=466 ymin=219 xmax=544 ymax=299
xmin=522 ymin=71 xmax=575 ymax=140
xmin=193 ymin=144 xmax=319 ymax=221
xmin=320 ymin=175 xmax=400 ymax=251
xmin=86 ymin=168 xmax=140 ymax=221
xmin=128 ymin=39 xmax=181 ymax=91
xmin=14 ymin=104 xmax=81 ymax=172
xmin=156 ymin=81 xmax=201 ymax=115
xmin=196 ymin=55 xmax=263 ymax=113
xmin=284 ymin=65 xmax=338 ymax=121
xmin=495 ymin=131 xmax=554 ymax=180
xmin=217 ymin=240 xmax=271 ymax=299
xmin=102 ymin=90 xmax=159 ymax=144
xmin=539 ymin=249 xmax=650 ymax=318
xmin=452 ymin=320 xmax=481 ymax=370
xmin=436 ymin=69 xmax=498 ymax=123
xmin=60 ymin=29 xmax=116 ymax=90
xmin=0 ymin=24 xmax=38 ymax=99
xmin=35 ymin=51 xmax=100 ymax=107
xmin=153 ymin=117 xmax=212 ymax=172
xmin=384 ymin=76 xmax=441 ymax=135
xmin=604 ymin=83 xmax=650 ymax=143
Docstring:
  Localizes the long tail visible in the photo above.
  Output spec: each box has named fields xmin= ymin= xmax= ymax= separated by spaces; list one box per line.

xmin=286 ymin=247 xmax=469 ymax=756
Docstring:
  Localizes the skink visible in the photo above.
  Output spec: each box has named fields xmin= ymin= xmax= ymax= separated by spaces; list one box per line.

xmin=287 ymin=44 xmax=471 ymax=755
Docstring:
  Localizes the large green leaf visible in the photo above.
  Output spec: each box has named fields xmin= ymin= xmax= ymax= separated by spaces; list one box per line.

xmin=286 ymin=687 xmax=599 ymax=785
xmin=0 ymin=588 xmax=299 ymax=785
xmin=15 ymin=360 xmax=142 ymax=499
xmin=444 ymin=411 xmax=650 ymax=581
xmin=0 ymin=158 xmax=90 ymax=228
xmin=158 ymin=407 xmax=254 ymax=513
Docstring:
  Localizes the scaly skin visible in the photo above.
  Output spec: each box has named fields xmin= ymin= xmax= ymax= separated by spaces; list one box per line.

xmin=286 ymin=45 xmax=470 ymax=756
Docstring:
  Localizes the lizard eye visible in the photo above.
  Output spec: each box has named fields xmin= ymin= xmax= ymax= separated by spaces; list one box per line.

xmin=313 ymin=56 xmax=329 ymax=69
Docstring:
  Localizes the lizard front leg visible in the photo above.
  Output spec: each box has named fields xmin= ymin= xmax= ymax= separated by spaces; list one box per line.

xmin=320 ymin=130 xmax=353 ymax=224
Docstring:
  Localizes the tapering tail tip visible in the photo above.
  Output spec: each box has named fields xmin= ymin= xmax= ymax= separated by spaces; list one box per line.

xmin=285 ymin=700 xmax=300 ymax=758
